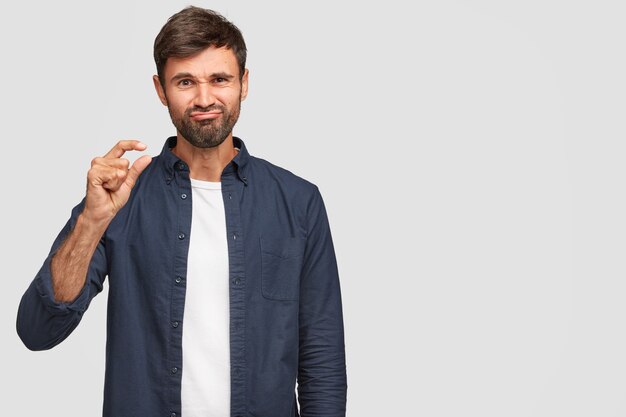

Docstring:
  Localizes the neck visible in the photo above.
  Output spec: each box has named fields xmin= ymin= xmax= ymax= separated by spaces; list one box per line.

xmin=172 ymin=133 xmax=239 ymax=182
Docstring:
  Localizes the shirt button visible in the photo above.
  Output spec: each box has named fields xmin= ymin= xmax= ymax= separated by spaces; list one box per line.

xmin=233 ymin=233 xmax=237 ymax=240
xmin=234 ymin=278 xmax=241 ymax=285
xmin=178 ymin=232 xmax=186 ymax=240
xmin=181 ymin=193 xmax=187 ymax=199
xmin=172 ymin=321 xmax=179 ymax=328
xmin=175 ymin=276 xmax=182 ymax=284
xmin=171 ymin=367 xmax=178 ymax=374
xmin=170 ymin=413 xmax=176 ymax=417
xmin=229 ymin=193 xmax=232 ymax=199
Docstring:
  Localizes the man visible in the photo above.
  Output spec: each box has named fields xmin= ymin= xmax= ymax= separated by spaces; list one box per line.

xmin=16 ymin=6 xmax=347 ymax=417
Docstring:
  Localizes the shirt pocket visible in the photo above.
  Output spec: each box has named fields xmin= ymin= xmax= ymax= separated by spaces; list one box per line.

xmin=260 ymin=235 xmax=306 ymax=301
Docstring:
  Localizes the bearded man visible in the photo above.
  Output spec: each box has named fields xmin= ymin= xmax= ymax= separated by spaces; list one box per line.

xmin=17 ymin=6 xmax=347 ymax=417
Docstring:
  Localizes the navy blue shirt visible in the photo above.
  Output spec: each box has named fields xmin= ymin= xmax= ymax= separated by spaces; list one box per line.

xmin=17 ymin=136 xmax=347 ymax=417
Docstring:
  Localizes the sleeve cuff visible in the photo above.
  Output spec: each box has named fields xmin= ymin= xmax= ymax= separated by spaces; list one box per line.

xmin=34 ymin=254 xmax=91 ymax=316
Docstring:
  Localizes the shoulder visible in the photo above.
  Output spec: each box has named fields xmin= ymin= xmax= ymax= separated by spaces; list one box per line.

xmin=248 ymin=156 xmax=327 ymax=235
xmin=248 ymin=155 xmax=319 ymax=196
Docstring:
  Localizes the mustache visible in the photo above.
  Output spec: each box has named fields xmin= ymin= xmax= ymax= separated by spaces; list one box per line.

xmin=186 ymin=104 xmax=226 ymax=115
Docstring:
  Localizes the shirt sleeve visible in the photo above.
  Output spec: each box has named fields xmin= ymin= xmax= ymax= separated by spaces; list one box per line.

xmin=297 ymin=185 xmax=348 ymax=417
xmin=16 ymin=197 xmax=108 ymax=351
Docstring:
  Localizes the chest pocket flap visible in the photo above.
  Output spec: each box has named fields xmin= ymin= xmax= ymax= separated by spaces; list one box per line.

xmin=260 ymin=236 xmax=306 ymax=301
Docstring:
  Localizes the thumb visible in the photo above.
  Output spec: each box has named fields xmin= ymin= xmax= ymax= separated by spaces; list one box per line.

xmin=125 ymin=155 xmax=153 ymax=189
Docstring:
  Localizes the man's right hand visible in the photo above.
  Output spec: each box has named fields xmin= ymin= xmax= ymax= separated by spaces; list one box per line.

xmin=83 ymin=140 xmax=153 ymax=225
xmin=47 ymin=140 xmax=151 ymax=303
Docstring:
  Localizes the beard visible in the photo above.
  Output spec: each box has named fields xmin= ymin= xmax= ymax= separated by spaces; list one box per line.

xmin=167 ymin=99 xmax=241 ymax=149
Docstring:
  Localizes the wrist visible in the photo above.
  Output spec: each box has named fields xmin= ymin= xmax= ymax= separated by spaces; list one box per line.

xmin=77 ymin=210 xmax=111 ymax=236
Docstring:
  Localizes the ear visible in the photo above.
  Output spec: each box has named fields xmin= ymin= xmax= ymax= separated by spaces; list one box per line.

xmin=240 ymin=68 xmax=249 ymax=102
xmin=153 ymin=75 xmax=168 ymax=106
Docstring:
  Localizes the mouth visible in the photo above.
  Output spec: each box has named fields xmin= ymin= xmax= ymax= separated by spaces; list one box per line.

xmin=190 ymin=111 xmax=222 ymax=121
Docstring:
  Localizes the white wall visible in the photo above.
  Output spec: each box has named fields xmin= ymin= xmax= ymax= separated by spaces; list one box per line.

xmin=2 ymin=1 xmax=625 ymax=415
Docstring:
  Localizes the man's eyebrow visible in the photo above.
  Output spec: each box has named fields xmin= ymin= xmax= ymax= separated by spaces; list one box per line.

xmin=170 ymin=72 xmax=235 ymax=83
xmin=170 ymin=72 xmax=195 ymax=83
xmin=210 ymin=72 xmax=234 ymax=80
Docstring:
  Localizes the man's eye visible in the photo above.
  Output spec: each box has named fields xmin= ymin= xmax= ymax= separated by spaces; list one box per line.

xmin=214 ymin=77 xmax=226 ymax=83
xmin=178 ymin=79 xmax=193 ymax=87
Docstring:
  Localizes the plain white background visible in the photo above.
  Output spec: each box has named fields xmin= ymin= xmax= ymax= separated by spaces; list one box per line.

xmin=2 ymin=0 xmax=625 ymax=416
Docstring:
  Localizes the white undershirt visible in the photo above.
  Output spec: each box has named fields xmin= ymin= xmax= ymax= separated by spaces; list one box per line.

xmin=181 ymin=177 xmax=231 ymax=417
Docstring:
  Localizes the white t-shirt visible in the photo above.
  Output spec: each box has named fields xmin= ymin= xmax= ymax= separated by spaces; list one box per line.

xmin=181 ymin=177 xmax=231 ymax=417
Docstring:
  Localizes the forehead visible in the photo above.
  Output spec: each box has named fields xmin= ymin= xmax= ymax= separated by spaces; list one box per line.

xmin=164 ymin=45 xmax=239 ymax=79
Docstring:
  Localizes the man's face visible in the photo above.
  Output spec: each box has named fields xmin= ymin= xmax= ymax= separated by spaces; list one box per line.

xmin=153 ymin=46 xmax=248 ymax=148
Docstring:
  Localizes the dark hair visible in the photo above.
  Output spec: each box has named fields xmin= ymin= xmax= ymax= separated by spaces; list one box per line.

xmin=153 ymin=6 xmax=247 ymax=88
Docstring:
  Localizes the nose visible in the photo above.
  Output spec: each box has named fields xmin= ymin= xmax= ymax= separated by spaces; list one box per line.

xmin=193 ymin=82 xmax=217 ymax=109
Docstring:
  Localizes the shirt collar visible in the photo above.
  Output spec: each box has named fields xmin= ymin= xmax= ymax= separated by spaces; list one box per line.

xmin=159 ymin=136 xmax=250 ymax=185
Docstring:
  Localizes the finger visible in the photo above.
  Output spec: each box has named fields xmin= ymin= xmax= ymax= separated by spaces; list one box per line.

xmin=88 ymin=165 xmax=127 ymax=191
xmin=91 ymin=157 xmax=130 ymax=170
xmin=101 ymin=169 xmax=128 ymax=191
xmin=103 ymin=140 xmax=147 ymax=159
xmin=88 ymin=165 xmax=116 ymax=187
xmin=124 ymin=155 xmax=153 ymax=189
